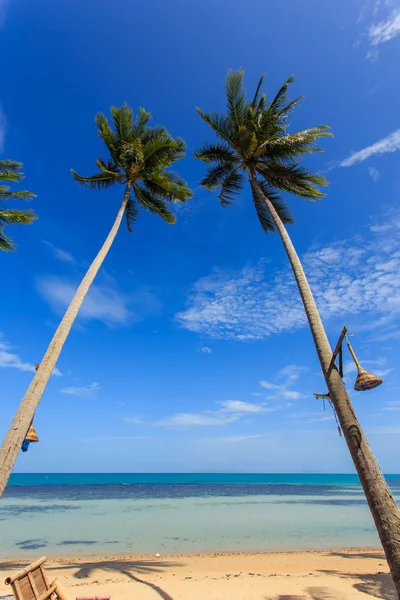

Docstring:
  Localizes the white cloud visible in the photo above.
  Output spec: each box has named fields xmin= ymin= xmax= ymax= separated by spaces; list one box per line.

xmin=123 ymin=416 xmax=143 ymax=424
xmin=370 ymin=223 xmax=392 ymax=232
xmin=155 ymin=396 xmax=284 ymax=428
xmin=200 ymin=346 xmax=212 ymax=354
xmin=367 ymin=426 xmax=400 ymax=435
xmin=259 ymin=365 xmax=307 ymax=400
xmin=0 ymin=340 xmax=36 ymax=373
xmin=43 ymin=240 xmax=74 ymax=263
xmin=369 ymin=9 xmax=400 ymax=45
xmin=219 ymin=400 xmax=265 ymax=413
xmin=61 ymin=382 xmax=100 ymax=397
xmin=340 ymin=129 xmax=400 ymax=167
xmin=366 ymin=48 xmax=379 ymax=61
xmin=0 ymin=104 xmax=6 ymax=153
xmin=343 ymin=357 xmax=388 ymax=376
xmin=368 ymin=166 xmax=380 ymax=181
xmin=382 ymin=401 xmax=400 ymax=411
xmin=0 ymin=335 xmax=62 ymax=376
xmin=208 ymin=433 xmax=273 ymax=444
xmin=176 ymin=219 xmax=400 ymax=342
xmin=156 ymin=413 xmax=240 ymax=427
xmin=37 ymin=276 xmax=132 ymax=327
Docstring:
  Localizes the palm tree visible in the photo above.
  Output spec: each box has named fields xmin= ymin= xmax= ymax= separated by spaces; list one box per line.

xmin=0 ymin=104 xmax=192 ymax=497
xmin=0 ymin=160 xmax=36 ymax=251
xmin=194 ymin=70 xmax=400 ymax=596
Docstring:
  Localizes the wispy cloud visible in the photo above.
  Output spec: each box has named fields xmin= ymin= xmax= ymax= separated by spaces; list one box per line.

xmin=368 ymin=166 xmax=380 ymax=181
xmin=0 ymin=104 xmax=6 ymax=153
xmin=219 ymin=400 xmax=266 ymax=413
xmin=200 ymin=346 xmax=212 ymax=354
xmin=37 ymin=276 xmax=132 ymax=327
xmin=370 ymin=223 xmax=393 ymax=232
xmin=0 ymin=334 xmax=62 ymax=376
xmin=43 ymin=240 xmax=74 ymax=263
xmin=260 ymin=365 xmax=307 ymax=400
xmin=207 ymin=433 xmax=273 ymax=444
xmin=61 ymin=382 xmax=100 ymax=397
xmin=37 ymin=274 xmax=161 ymax=328
xmin=156 ymin=413 xmax=240 ymax=427
xmin=369 ymin=9 xmax=400 ymax=46
xmin=343 ymin=357 xmax=392 ymax=380
xmin=340 ymin=129 xmax=400 ymax=167
xmin=0 ymin=337 xmax=37 ymax=373
xmin=123 ymin=416 xmax=143 ymax=424
xmin=382 ymin=401 xmax=400 ymax=411
xmin=176 ymin=219 xmax=400 ymax=342
xmin=356 ymin=4 xmax=400 ymax=61
xmin=155 ymin=398 xmax=282 ymax=428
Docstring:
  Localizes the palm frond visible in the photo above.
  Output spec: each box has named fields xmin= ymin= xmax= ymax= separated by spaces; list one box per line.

xmin=96 ymin=157 xmax=121 ymax=176
xmin=196 ymin=108 xmax=233 ymax=144
xmin=194 ymin=142 xmax=237 ymax=164
xmin=144 ymin=171 xmax=192 ymax=202
xmin=219 ymin=169 xmax=244 ymax=207
xmin=119 ymin=138 xmax=144 ymax=167
xmin=0 ymin=160 xmax=24 ymax=183
xmin=199 ymin=162 xmax=235 ymax=190
xmin=256 ymin=161 xmax=327 ymax=200
xmin=0 ymin=228 xmax=14 ymax=252
xmin=132 ymin=107 xmax=151 ymax=137
xmin=225 ymin=69 xmax=247 ymax=127
xmin=95 ymin=112 xmax=118 ymax=158
xmin=251 ymin=75 xmax=265 ymax=108
xmin=125 ymin=196 xmax=139 ymax=232
xmin=278 ymin=95 xmax=305 ymax=117
xmin=111 ymin=103 xmax=133 ymax=142
xmin=70 ymin=169 xmax=118 ymax=189
xmin=269 ymin=75 xmax=295 ymax=113
xmin=0 ymin=185 xmax=36 ymax=202
xmin=133 ymin=183 xmax=176 ymax=224
xmin=143 ymin=132 xmax=186 ymax=169
xmin=258 ymin=178 xmax=294 ymax=224
xmin=0 ymin=208 xmax=37 ymax=225
xmin=250 ymin=177 xmax=294 ymax=233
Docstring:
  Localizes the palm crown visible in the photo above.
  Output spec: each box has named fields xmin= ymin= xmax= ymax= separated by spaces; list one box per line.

xmin=194 ymin=70 xmax=332 ymax=232
xmin=0 ymin=160 xmax=36 ymax=251
xmin=71 ymin=103 xmax=192 ymax=228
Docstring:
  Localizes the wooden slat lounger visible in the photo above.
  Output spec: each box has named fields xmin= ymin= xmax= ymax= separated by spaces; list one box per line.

xmin=5 ymin=557 xmax=110 ymax=600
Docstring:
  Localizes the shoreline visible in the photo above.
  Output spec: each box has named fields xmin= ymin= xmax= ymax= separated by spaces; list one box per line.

xmin=0 ymin=546 xmax=385 ymax=563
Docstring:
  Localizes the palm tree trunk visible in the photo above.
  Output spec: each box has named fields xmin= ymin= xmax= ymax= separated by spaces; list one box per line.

xmin=0 ymin=182 xmax=132 ymax=498
xmin=251 ymin=171 xmax=400 ymax=597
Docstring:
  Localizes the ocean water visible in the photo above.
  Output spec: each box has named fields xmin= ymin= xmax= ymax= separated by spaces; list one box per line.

xmin=1 ymin=473 xmax=399 ymax=557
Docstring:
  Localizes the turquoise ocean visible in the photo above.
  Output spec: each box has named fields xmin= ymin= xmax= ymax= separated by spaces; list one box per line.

xmin=2 ymin=473 xmax=399 ymax=557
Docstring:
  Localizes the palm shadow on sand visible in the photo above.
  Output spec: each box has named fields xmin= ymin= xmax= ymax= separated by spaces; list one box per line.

xmin=1 ymin=559 xmax=185 ymax=600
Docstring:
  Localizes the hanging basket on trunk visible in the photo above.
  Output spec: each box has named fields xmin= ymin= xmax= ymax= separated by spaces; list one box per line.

xmin=21 ymin=423 xmax=39 ymax=452
xmin=25 ymin=423 xmax=39 ymax=443
xmin=347 ymin=341 xmax=383 ymax=391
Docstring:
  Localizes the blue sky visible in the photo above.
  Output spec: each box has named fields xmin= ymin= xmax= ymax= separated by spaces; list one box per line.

xmin=0 ymin=0 xmax=399 ymax=474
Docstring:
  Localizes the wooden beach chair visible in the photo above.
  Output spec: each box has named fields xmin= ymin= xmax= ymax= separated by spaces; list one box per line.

xmin=5 ymin=557 xmax=110 ymax=600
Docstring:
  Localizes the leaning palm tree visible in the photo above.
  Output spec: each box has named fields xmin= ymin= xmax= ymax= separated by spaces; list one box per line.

xmin=194 ymin=70 xmax=400 ymax=595
xmin=0 ymin=160 xmax=36 ymax=251
xmin=0 ymin=104 xmax=192 ymax=497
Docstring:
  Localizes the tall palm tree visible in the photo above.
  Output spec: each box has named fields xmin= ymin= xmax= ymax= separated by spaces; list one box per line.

xmin=0 ymin=160 xmax=36 ymax=251
xmin=194 ymin=70 xmax=400 ymax=595
xmin=0 ymin=104 xmax=192 ymax=497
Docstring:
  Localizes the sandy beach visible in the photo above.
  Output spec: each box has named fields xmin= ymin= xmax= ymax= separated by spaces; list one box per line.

xmin=0 ymin=549 xmax=395 ymax=600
